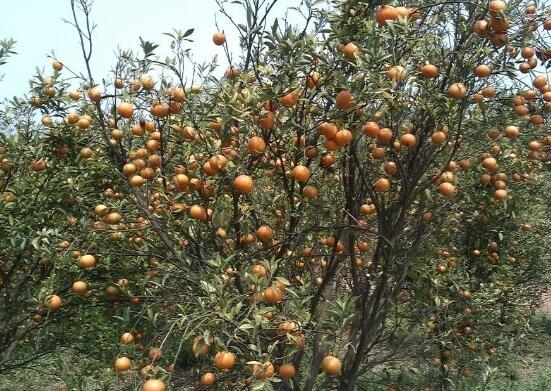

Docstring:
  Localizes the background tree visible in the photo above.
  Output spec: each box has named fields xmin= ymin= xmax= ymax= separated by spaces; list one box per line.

xmin=1 ymin=0 xmax=551 ymax=390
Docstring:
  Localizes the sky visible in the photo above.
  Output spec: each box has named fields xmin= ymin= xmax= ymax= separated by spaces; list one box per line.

xmin=0 ymin=0 xmax=303 ymax=100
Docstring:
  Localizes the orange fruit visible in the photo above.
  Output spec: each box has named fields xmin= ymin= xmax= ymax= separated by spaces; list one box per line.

xmin=448 ymin=83 xmax=467 ymax=99
xmin=142 ymin=379 xmax=165 ymax=391
xmin=251 ymin=362 xmax=275 ymax=379
xmin=321 ymin=355 xmax=342 ymax=375
xmin=72 ymin=281 xmax=87 ymax=294
xmin=248 ymin=136 xmax=266 ymax=155
xmin=343 ymin=42 xmax=359 ymax=59
xmin=438 ymin=182 xmax=456 ymax=197
xmin=263 ymin=286 xmax=283 ymax=303
xmin=489 ymin=0 xmax=506 ymax=13
xmin=79 ymin=254 xmax=96 ymax=269
xmin=212 ymin=32 xmax=226 ymax=46
xmin=234 ymin=175 xmax=254 ymax=193
xmin=307 ymin=71 xmax=321 ymax=88
xmin=420 ymin=64 xmax=439 ymax=78
xmin=335 ymin=90 xmax=354 ymax=110
xmin=45 ymin=295 xmax=62 ymax=311
xmin=130 ymin=175 xmax=146 ymax=186
xmin=279 ymin=363 xmax=296 ymax=379
xmin=400 ymin=133 xmax=416 ymax=147
xmin=482 ymin=157 xmax=498 ymax=171
xmin=52 ymin=60 xmax=63 ymax=71
xmin=117 ymin=102 xmax=134 ymax=118
xmin=257 ymin=111 xmax=275 ymax=129
xmin=214 ymin=351 xmax=236 ymax=370
xmin=474 ymin=64 xmax=492 ymax=78
xmin=256 ymin=225 xmax=273 ymax=241
xmin=374 ymin=178 xmax=391 ymax=192
xmin=189 ymin=205 xmax=207 ymax=220
xmin=148 ymin=347 xmax=163 ymax=361
xmin=291 ymin=165 xmax=310 ymax=182
xmin=114 ymin=357 xmax=131 ymax=372
xmin=387 ymin=65 xmax=406 ymax=81
xmin=302 ymin=185 xmax=318 ymax=199
xmin=280 ymin=90 xmax=299 ymax=107
xmin=363 ymin=122 xmax=380 ymax=137
xmin=376 ymin=5 xmax=399 ymax=26
xmin=225 ymin=67 xmax=240 ymax=78
xmin=201 ymin=372 xmax=216 ymax=386
xmin=88 ymin=87 xmax=102 ymax=102
xmin=431 ymin=131 xmax=446 ymax=144
xmin=334 ymin=129 xmax=353 ymax=146
xmin=251 ymin=264 xmax=267 ymax=278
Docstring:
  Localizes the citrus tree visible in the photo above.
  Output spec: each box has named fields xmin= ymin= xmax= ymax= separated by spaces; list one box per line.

xmin=1 ymin=0 xmax=551 ymax=390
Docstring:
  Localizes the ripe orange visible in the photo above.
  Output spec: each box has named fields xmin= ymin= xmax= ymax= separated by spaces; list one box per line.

xmin=448 ymin=83 xmax=467 ymax=99
xmin=343 ymin=42 xmax=359 ymax=59
xmin=376 ymin=5 xmax=399 ymax=26
xmin=248 ymin=136 xmax=266 ymax=155
xmin=79 ymin=254 xmax=96 ymax=269
xmin=225 ymin=67 xmax=240 ymax=78
xmin=420 ymin=64 xmax=439 ymax=78
xmin=438 ymin=182 xmax=456 ymax=197
xmin=334 ymin=129 xmax=353 ymax=146
xmin=431 ymin=131 xmax=446 ymax=144
xmin=387 ymin=65 xmax=406 ymax=82
xmin=533 ymin=75 xmax=548 ymax=89
xmin=251 ymin=362 xmax=275 ymax=379
xmin=121 ymin=332 xmax=134 ymax=344
xmin=142 ymin=379 xmax=165 ymax=391
xmin=104 ymin=212 xmax=122 ymax=225
xmin=374 ymin=178 xmax=391 ymax=193
xmin=291 ymin=165 xmax=310 ymax=182
xmin=482 ymin=157 xmax=498 ymax=171
xmin=302 ymin=185 xmax=318 ymax=199
xmin=363 ymin=122 xmax=380 ymax=137
xmin=263 ymin=286 xmax=283 ymax=303
xmin=307 ymin=71 xmax=321 ymax=88
xmin=377 ymin=128 xmax=393 ymax=144
xmin=317 ymin=121 xmax=338 ymax=138
xmin=280 ymin=90 xmax=299 ymax=107
xmin=279 ymin=363 xmax=296 ymax=379
xmin=256 ymin=225 xmax=273 ymax=241
xmin=88 ymin=87 xmax=102 ymax=102
xmin=335 ymin=90 xmax=354 ymax=110
xmin=117 ymin=102 xmax=134 ymax=118
xmin=214 ymin=351 xmax=236 ymax=370
xmin=189 ymin=205 xmax=207 ymax=220
xmin=257 ymin=111 xmax=275 ymax=129
xmin=474 ymin=64 xmax=492 ymax=78
xmin=72 ymin=281 xmax=87 ymax=294
xmin=489 ymin=0 xmax=506 ymax=12
xmin=251 ymin=264 xmax=267 ymax=278
xmin=200 ymin=372 xmax=216 ymax=386
xmin=130 ymin=175 xmax=146 ymax=186
xmin=114 ymin=357 xmax=131 ymax=372
xmin=45 ymin=295 xmax=62 ymax=311
xmin=321 ymin=154 xmax=336 ymax=168
xmin=150 ymin=103 xmax=170 ymax=118
xmin=148 ymin=347 xmax=163 ymax=361
xmin=234 ymin=175 xmax=254 ymax=193
xmin=212 ymin=32 xmax=226 ymax=46
xmin=494 ymin=189 xmax=508 ymax=200
xmin=321 ymin=355 xmax=342 ymax=375
xmin=52 ymin=60 xmax=63 ymax=71
xmin=400 ymin=133 xmax=416 ymax=147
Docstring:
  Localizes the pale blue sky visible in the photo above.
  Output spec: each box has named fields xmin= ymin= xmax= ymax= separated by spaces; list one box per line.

xmin=0 ymin=0 xmax=302 ymax=100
